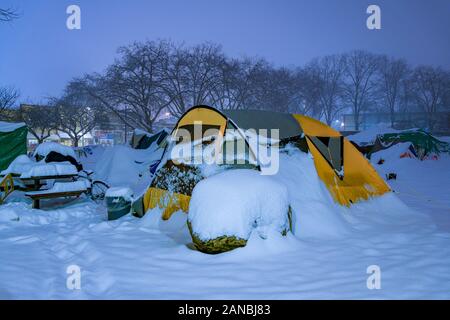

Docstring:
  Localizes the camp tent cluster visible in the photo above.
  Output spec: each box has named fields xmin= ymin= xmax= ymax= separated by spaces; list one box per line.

xmin=368 ymin=130 xmax=450 ymax=160
xmin=135 ymin=105 xmax=390 ymax=220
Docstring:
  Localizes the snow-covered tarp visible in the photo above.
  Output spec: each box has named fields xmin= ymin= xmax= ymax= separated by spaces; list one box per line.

xmin=93 ymin=144 xmax=164 ymax=193
xmin=0 ymin=122 xmax=28 ymax=172
xmin=0 ymin=121 xmax=26 ymax=133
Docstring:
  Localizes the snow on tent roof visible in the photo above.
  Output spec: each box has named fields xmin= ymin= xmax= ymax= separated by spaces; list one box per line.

xmin=32 ymin=142 xmax=77 ymax=159
xmin=0 ymin=121 xmax=26 ymax=133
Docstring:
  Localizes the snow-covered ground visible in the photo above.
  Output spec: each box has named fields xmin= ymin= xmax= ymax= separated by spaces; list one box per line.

xmin=0 ymin=142 xmax=449 ymax=299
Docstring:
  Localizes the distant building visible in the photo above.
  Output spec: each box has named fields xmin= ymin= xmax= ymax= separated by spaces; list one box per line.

xmin=18 ymin=104 xmax=179 ymax=147
xmin=341 ymin=111 xmax=450 ymax=135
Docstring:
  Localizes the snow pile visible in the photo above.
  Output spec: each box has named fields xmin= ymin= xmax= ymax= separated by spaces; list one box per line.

xmin=20 ymin=162 xmax=78 ymax=178
xmin=0 ymin=155 xmax=35 ymax=176
xmin=106 ymin=187 xmax=134 ymax=201
xmin=370 ymin=142 xmax=415 ymax=163
xmin=33 ymin=142 xmax=77 ymax=159
xmin=0 ymin=207 xmax=20 ymax=222
xmin=188 ymin=169 xmax=290 ymax=241
xmin=0 ymin=121 xmax=26 ymax=132
xmin=348 ymin=124 xmax=401 ymax=145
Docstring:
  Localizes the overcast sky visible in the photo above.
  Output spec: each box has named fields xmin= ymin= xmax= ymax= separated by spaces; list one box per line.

xmin=1 ymin=0 xmax=449 ymax=101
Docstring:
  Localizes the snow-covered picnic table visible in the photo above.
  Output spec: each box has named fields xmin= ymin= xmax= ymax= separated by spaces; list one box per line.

xmin=18 ymin=162 xmax=79 ymax=191
xmin=1 ymin=156 xmax=79 ymax=190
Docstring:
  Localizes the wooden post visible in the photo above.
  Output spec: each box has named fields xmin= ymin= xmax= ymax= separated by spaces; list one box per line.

xmin=33 ymin=199 xmax=40 ymax=209
xmin=34 ymin=178 xmax=40 ymax=191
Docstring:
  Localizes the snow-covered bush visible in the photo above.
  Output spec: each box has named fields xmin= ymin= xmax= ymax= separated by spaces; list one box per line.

xmin=188 ymin=169 xmax=291 ymax=253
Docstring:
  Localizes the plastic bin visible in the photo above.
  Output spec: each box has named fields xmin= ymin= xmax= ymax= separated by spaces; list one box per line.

xmin=105 ymin=187 xmax=133 ymax=221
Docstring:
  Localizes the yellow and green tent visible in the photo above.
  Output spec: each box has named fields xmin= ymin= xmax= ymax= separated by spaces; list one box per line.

xmin=136 ymin=105 xmax=390 ymax=220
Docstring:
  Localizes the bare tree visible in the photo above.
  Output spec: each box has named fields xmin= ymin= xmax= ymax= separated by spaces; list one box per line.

xmin=287 ymin=67 xmax=322 ymax=117
xmin=411 ymin=66 xmax=450 ymax=131
xmin=162 ymin=42 xmax=225 ymax=116
xmin=17 ymin=104 xmax=58 ymax=143
xmin=305 ymin=54 xmax=346 ymax=125
xmin=0 ymin=7 xmax=19 ymax=22
xmin=378 ymin=56 xmax=410 ymax=127
xmin=54 ymin=83 xmax=107 ymax=147
xmin=210 ymin=58 xmax=275 ymax=111
xmin=80 ymin=41 xmax=173 ymax=132
xmin=342 ymin=50 xmax=381 ymax=130
xmin=0 ymin=86 xmax=20 ymax=120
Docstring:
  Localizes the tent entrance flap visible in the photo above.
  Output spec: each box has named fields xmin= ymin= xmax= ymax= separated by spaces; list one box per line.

xmin=307 ymin=135 xmax=344 ymax=178
xmin=293 ymin=114 xmax=390 ymax=206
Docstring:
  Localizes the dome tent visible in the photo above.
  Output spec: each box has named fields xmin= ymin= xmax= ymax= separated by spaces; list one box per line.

xmin=132 ymin=105 xmax=390 ymax=221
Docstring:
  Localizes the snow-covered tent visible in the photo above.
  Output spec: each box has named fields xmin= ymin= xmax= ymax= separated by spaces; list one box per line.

xmin=0 ymin=121 xmax=28 ymax=171
xmin=134 ymin=105 xmax=390 ymax=220
xmin=369 ymin=130 xmax=450 ymax=160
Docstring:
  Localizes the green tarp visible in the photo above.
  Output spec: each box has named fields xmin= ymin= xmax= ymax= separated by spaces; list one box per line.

xmin=0 ymin=122 xmax=28 ymax=171
xmin=370 ymin=130 xmax=450 ymax=160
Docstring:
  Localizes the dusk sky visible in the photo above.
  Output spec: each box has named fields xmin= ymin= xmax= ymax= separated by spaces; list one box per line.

xmin=1 ymin=0 xmax=449 ymax=101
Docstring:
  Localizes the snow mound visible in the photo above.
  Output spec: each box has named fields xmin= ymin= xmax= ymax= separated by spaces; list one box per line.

xmin=20 ymin=162 xmax=78 ymax=178
xmin=274 ymin=147 xmax=352 ymax=239
xmin=0 ymin=155 xmax=35 ymax=176
xmin=188 ymin=169 xmax=290 ymax=241
xmin=371 ymin=142 xmax=415 ymax=163
xmin=0 ymin=207 xmax=20 ymax=222
xmin=33 ymin=142 xmax=77 ymax=159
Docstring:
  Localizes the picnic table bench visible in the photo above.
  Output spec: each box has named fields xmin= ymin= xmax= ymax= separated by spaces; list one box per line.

xmin=26 ymin=189 xmax=86 ymax=209
xmin=21 ymin=174 xmax=86 ymax=209
xmin=22 ymin=174 xmax=78 ymax=191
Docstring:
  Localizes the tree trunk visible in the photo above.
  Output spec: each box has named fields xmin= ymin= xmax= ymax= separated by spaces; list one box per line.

xmin=73 ymin=137 xmax=79 ymax=147
xmin=354 ymin=112 xmax=360 ymax=131
xmin=390 ymin=109 xmax=395 ymax=128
